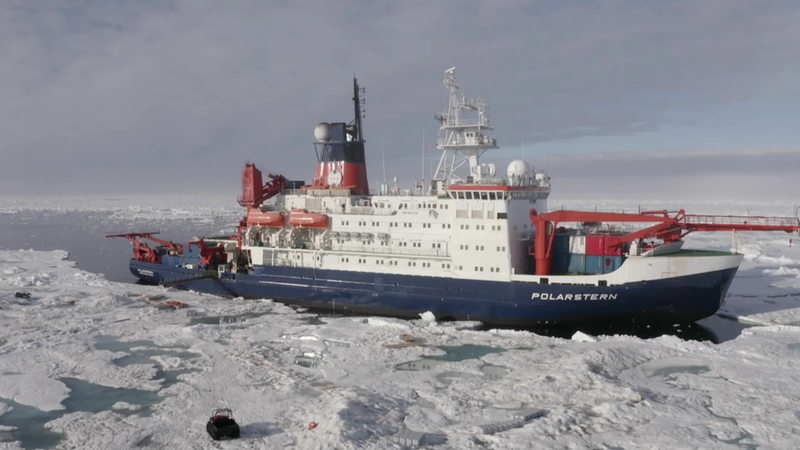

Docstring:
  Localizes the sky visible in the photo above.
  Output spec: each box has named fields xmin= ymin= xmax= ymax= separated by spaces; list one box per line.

xmin=2 ymin=1 xmax=799 ymax=200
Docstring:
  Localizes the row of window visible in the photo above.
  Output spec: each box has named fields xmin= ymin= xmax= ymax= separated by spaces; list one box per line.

xmin=375 ymin=260 xmax=399 ymax=266
xmin=337 ymin=240 xmax=446 ymax=248
xmin=457 ymin=244 xmax=507 ymax=251
xmin=298 ymin=253 xmax=498 ymax=273
xmin=334 ymin=241 xmax=505 ymax=252
xmin=459 ymin=224 xmax=502 ymax=231
xmin=398 ymin=242 xmax=424 ymax=248
xmin=338 ymin=221 xmax=502 ymax=231
xmin=339 ymin=257 xmax=453 ymax=270
xmin=375 ymin=202 xmax=451 ymax=210
xmin=452 ymin=191 xmax=509 ymax=200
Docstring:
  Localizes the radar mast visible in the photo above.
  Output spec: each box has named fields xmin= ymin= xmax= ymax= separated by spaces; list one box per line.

xmin=432 ymin=67 xmax=498 ymax=196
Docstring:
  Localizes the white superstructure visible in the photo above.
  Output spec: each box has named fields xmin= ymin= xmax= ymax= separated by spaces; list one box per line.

xmin=239 ymin=68 xmax=552 ymax=282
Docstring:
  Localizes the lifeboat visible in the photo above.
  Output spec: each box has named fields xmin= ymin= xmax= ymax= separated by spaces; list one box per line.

xmin=289 ymin=209 xmax=329 ymax=228
xmin=246 ymin=210 xmax=285 ymax=227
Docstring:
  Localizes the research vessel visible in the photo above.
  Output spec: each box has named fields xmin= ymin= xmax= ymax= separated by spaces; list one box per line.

xmin=109 ymin=69 xmax=800 ymax=326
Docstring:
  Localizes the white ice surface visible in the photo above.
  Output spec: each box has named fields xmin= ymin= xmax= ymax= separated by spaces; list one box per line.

xmin=1 ymin=198 xmax=799 ymax=449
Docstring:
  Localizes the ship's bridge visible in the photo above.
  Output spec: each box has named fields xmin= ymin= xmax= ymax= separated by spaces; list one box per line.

xmin=446 ymin=183 xmax=550 ymax=201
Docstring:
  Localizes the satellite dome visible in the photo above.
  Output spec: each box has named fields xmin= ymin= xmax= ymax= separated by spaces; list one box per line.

xmin=313 ymin=122 xmax=331 ymax=142
xmin=506 ymin=160 xmax=529 ymax=179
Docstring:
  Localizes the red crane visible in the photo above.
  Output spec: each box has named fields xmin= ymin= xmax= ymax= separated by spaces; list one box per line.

xmin=105 ymin=232 xmax=183 ymax=263
xmin=528 ymin=209 xmax=800 ymax=276
xmin=237 ymin=163 xmax=286 ymax=209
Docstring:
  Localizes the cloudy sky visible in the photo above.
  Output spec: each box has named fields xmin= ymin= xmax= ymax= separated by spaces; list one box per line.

xmin=2 ymin=1 xmax=799 ymax=200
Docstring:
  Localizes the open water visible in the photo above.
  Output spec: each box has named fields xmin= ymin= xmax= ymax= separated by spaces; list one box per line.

xmin=0 ymin=209 xmax=233 ymax=283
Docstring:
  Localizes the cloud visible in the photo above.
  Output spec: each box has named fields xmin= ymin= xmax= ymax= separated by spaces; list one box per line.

xmin=541 ymin=147 xmax=800 ymax=200
xmin=1 ymin=1 xmax=799 ymax=196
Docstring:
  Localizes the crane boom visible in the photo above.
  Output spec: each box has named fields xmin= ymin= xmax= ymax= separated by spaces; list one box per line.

xmin=529 ymin=209 xmax=800 ymax=276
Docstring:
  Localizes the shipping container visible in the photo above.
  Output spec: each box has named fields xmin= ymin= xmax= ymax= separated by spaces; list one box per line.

xmin=585 ymin=255 xmax=624 ymax=274
xmin=585 ymin=235 xmax=625 ymax=256
xmin=552 ymin=252 xmax=570 ymax=274
xmin=552 ymin=234 xmax=570 ymax=255
xmin=567 ymin=253 xmax=586 ymax=274
xmin=569 ymin=235 xmax=586 ymax=254
xmin=585 ymin=235 xmax=606 ymax=256
xmin=585 ymin=255 xmax=603 ymax=274
xmin=551 ymin=235 xmax=569 ymax=273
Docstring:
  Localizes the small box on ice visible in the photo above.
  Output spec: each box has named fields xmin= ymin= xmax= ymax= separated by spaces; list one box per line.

xmin=206 ymin=408 xmax=240 ymax=440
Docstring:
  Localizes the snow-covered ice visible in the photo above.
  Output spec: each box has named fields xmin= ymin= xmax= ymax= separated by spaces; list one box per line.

xmin=1 ymin=197 xmax=800 ymax=449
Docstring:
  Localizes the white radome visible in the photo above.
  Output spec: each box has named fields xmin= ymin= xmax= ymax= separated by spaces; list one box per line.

xmin=507 ymin=159 xmax=529 ymax=179
xmin=313 ymin=122 xmax=331 ymax=142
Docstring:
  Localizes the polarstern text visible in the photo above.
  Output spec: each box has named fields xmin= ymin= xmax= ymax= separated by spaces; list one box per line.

xmin=531 ymin=293 xmax=618 ymax=301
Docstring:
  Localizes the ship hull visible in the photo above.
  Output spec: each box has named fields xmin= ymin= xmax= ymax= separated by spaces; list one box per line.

xmin=130 ymin=258 xmax=739 ymax=326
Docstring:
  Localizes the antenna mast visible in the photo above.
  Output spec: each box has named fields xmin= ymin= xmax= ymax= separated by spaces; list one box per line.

xmin=432 ymin=67 xmax=498 ymax=196
xmin=352 ymin=77 xmax=365 ymax=142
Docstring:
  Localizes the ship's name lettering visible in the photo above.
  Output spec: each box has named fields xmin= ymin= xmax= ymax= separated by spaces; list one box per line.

xmin=531 ymin=292 xmax=618 ymax=301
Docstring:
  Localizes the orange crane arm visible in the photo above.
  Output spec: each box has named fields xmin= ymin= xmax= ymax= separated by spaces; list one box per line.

xmin=105 ymin=232 xmax=183 ymax=263
xmin=528 ymin=209 xmax=800 ymax=276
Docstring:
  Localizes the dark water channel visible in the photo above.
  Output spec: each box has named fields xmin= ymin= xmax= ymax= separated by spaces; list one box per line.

xmin=0 ymin=209 xmax=236 ymax=283
xmin=0 ymin=335 xmax=200 ymax=449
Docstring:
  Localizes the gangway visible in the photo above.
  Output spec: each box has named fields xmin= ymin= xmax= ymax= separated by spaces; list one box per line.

xmin=680 ymin=213 xmax=800 ymax=231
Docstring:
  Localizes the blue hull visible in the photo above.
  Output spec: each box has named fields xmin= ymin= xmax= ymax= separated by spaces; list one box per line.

xmin=130 ymin=260 xmax=738 ymax=326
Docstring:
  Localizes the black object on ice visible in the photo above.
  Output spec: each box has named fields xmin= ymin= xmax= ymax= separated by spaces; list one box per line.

xmin=206 ymin=408 xmax=240 ymax=440
xmin=14 ymin=292 xmax=31 ymax=299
